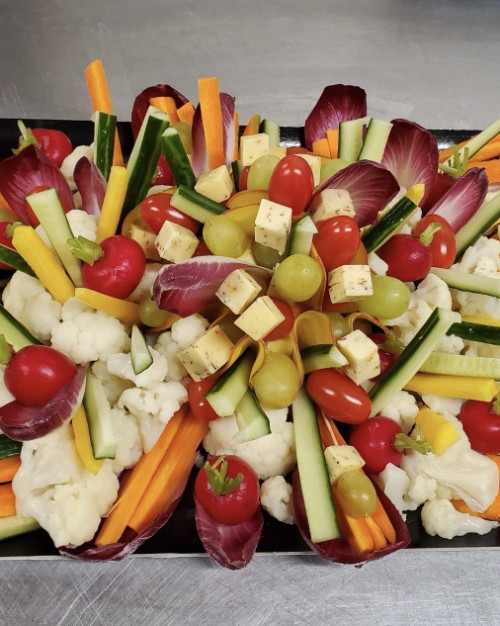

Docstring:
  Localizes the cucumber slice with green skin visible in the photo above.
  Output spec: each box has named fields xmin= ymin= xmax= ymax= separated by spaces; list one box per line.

xmin=259 ymin=119 xmax=280 ymax=148
xmin=130 ymin=324 xmax=153 ymax=375
xmin=0 ymin=515 xmax=40 ymax=542
xmin=447 ymin=320 xmax=500 ymax=345
xmin=233 ymin=388 xmax=271 ymax=443
xmin=83 ymin=371 xmax=116 ymax=460
xmin=454 ymin=192 xmax=500 ymax=259
xmin=420 ymin=352 xmax=500 ymax=378
xmin=338 ymin=117 xmax=369 ymax=163
xmin=170 ymin=184 xmax=227 ymax=224
xmin=0 ymin=434 xmax=22 ymax=459
xmin=231 ymin=160 xmax=244 ymax=193
xmin=369 ymin=307 xmax=461 ymax=417
xmin=26 ymin=188 xmax=83 ymax=287
xmin=288 ymin=214 xmax=317 ymax=256
xmin=357 ymin=118 xmax=393 ymax=163
xmin=0 ymin=243 xmax=35 ymax=277
xmin=361 ymin=194 xmax=419 ymax=253
xmin=205 ymin=351 xmax=254 ymax=417
xmin=430 ymin=266 xmax=500 ymax=298
xmin=292 ymin=386 xmax=340 ymax=543
xmin=301 ymin=343 xmax=349 ymax=373
xmin=123 ymin=106 xmax=170 ymax=216
xmin=442 ymin=118 xmax=500 ymax=170
xmin=0 ymin=303 xmax=41 ymax=350
xmin=160 ymin=127 xmax=196 ymax=189
xmin=94 ymin=111 xmax=117 ymax=181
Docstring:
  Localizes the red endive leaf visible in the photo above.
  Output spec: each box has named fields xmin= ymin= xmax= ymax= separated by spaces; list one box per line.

xmin=73 ymin=157 xmax=106 ymax=217
xmin=304 ymin=84 xmax=367 ymax=150
xmin=131 ymin=84 xmax=189 ymax=138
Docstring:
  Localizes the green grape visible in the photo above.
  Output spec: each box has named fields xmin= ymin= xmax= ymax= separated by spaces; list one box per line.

xmin=138 ymin=296 xmax=171 ymax=327
xmin=252 ymin=352 xmax=300 ymax=409
xmin=247 ymin=154 xmax=280 ymax=190
xmin=252 ymin=240 xmax=285 ymax=269
xmin=319 ymin=157 xmax=350 ymax=183
xmin=357 ymin=275 xmax=410 ymax=319
xmin=203 ymin=214 xmax=248 ymax=258
xmin=335 ymin=470 xmax=377 ymax=518
xmin=325 ymin=312 xmax=350 ymax=339
xmin=273 ymin=254 xmax=323 ymax=302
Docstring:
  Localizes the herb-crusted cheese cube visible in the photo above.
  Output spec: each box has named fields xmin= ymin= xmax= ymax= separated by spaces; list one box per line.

xmin=234 ymin=295 xmax=285 ymax=340
xmin=324 ymin=445 xmax=365 ymax=483
xmin=216 ymin=268 xmax=262 ymax=314
xmin=309 ymin=189 xmax=355 ymax=223
xmin=129 ymin=223 xmax=162 ymax=261
xmin=239 ymin=133 xmax=270 ymax=166
xmin=328 ymin=264 xmax=373 ymax=304
xmin=337 ymin=329 xmax=381 ymax=384
xmin=177 ymin=325 xmax=234 ymax=381
xmin=297 ymin=153 xmax=321 ymax=186
xmin=254 ymin=198 xmax=292 ymax=255
xmin=155 ymin=221 xmax=199 ymax=263
xmin=194 ymin=164 xmax=234 ymax=203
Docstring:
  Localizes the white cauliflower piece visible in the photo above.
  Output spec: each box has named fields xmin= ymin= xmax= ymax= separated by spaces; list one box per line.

xmin=377 ymin=390 xmax=419 ymax=434
xmin=406 ymin=473 xmax=438 ymax=507
xmin=203 ymin=409 xmax=296 ymax=480
xmin=109 ymin=407 xmax=143 ymax=474
xmin=66 ymin=209 xmax=98 ymax=241
xmin=170 ymin=314 xmax=210 ymax=349
xmin=421 ymin=498 xmax=499 ymax=540
xmin=401 ymin=207 xmax=423 ymax=234
xmin=60 ymin=145 xmax=94 ymax=190
xmin=453 ymin=291 xmax=500 ymax=320
xmin=421 ymin=394 xmax=464 ymax=418
xmin=117 ymin=382 xmax=188 ymax=452
xmin=127 ymin=262 xmax=163 ymax=304
xmin=154 ymin=331 xmax=189 ymax=382
xmin=106 ymin=347 xmax=168 ymax=389
xmin=91 ymin=360 xmax=133 ymax=406
xmin=12 ymin=424 xmax=119 ymax=548
xmin=374 ymin=463 xmax=412 ymax=515
xmin=2 ymin=272 xmax=61 ymax=342
xmin=0 ymin=365 xmax=14 ymax=408
xmin=51 ymin=298 xmax=130 ymax=364
xmin=260 ymin=476 xmax=294 ymax=524
xmin=452 ymin=236 xmax=500 ymax=274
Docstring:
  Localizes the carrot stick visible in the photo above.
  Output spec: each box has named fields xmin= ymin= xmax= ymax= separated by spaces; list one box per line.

xmin=468 ymin=142 xmax=500 ymax=162
xmin=312 ymin=138 xmax=331 ymax=158
xmin=0 ymin=483 xmax=16 ymax=519
xmin=326 ymin=129 xmax=339 ymax=159
xmin=0 ymin=456 xmax=21 ymax=483
xmin=242 ymin=113 xmax=261 ymax=136
xmin=332 ymin=482 xmax=374 ymax=553
xmin=467 ymin=159 xmax=500 ymax=182
xmin=128 ymin=410 xmax=208 ymax=533
xmin=95 ymin=405 xmax=188 ymax=545
xmin=85 ymin=59 xmax=124 ymax=166
xmin=364 ymin=514 xmax=388 ymax=550
xmin=232 ymin=110 xmax=240 ymax=162
xmin=198 ymin=77 xmax=226 ymax=170
xmin=370 ymin=497 xmax=397 ymax=543
xmin=149 ymin=97 xmax=180 ymax=123
xmin=177 ymin=101 xmax=195 ymax=126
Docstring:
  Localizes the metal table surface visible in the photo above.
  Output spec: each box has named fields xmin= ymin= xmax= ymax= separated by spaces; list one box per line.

xmin=1 ymin=0 xmax=500 ymax=624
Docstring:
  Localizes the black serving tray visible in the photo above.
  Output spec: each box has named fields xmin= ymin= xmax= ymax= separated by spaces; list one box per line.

xmin=0 ymin=119 xmax=496 ymax=559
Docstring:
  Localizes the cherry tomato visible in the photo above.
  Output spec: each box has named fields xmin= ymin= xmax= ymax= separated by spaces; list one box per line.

xmin=139 ymin=193 xmax=200 ymax=234
xmin=286 ymin=146 xmax=309 ymax=155
xmin=188 ymin=373 xmax=221 ymax=422
xmin=194 ymin=455 xmax=260 ymax=525
xmin=155 ymin=153 xmax=175 ymax=186
xmin=264 ymin=298 xmax=295 ymax=341
xmin=306 ymin=369 xmax=371 ymax=424
xmin=238 ymin=166 xmax=250 ymax=191
xmin=268 ymin=155 xmax=314 ymax=217
xmin=312 ymin=216 xmax=360 ymax=272
xmin=412 ymin=214 xmax=456 ymax=268
xmin=348 ymin=416 xmax=404 ymax=474
xmin=81 ymin=235 xmax=146 ymax=299
xmin=0 ymin=222 xmax=15 ymax=270
xmin=4 ymin=345 xmax=77 ymax=408
xmin=377 ymin=233 xmax=432 ymax=282
xmin=458 ymin=399 xmax=500 ymax=454
xmin=369 ymin=333 xmax=398 ymax=381
xmin=21 ymin=128 xmax=73 ymax=168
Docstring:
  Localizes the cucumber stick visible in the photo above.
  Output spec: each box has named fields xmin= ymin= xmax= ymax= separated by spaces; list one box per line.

xmin=288 ymin=214 xmax=317 ymax=256
xmin=430 ymin=267 xmax=500 ymax=298
xmin=448 ymin=320 xmax=500 ymax=345
xmin=206 ymin=351 xmax=254 ymax=416
xmin=160 ymin=127 xmax=196 ymax=188
xmin=292 ymin=387 xmax=340 ymax=543
xmin=338 ymin=117 xmax=369 ymax=163
xmin=0 ymin=515 xmax=40 ymax=542
xmin=357 ymin=118 xmax=393 ymax=162
xmin=83 ymin=371 xmax=116 ymax=460
xmin=259 ymin=119 xmax=280 ymax=148
xmin=94 ymin=111 xmax=117 ymax=181
xmin=455 ymin=191 xmax=500 ymax=259
xmin=234 ymin=388 xmax=271 ymax=443
xmin=130 ymin=324 xmax=153 ymax=375
xmin=0 ymin=243 xmax=35 ymax=277
xmin=421 ymin=352 xmax=500 ymax=378
xmin=170 ymin=184 xmax=227 ymax=223
xmin=0 ymin=434 xmax=22 ymax=459
xmin=301 ymin=344 xmax=348 ymax=373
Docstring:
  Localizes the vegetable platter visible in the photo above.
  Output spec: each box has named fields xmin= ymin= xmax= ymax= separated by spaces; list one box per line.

xmin=1 ymin=61 xmax=500 ymax=567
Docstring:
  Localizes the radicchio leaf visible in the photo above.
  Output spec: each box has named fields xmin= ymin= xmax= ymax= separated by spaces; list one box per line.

xmin=304 ymin=84 xmax=367 ymax=150
xmin=381 ymin=119 xmax=439 ymax=205
xmin=131 ymin=84 xmax=189 ymax=139
xmin=311 ymin=161 xmax=400 ymax=227
xmin=0 ymin=145 xmax=75 ymax=224
xmin=0 ymin=367 xmax=86 ymax=441
xmin=194 ymin=498 xmax=263 ymax=570
xmin=426 ymin=167 xmax=489 ymax=232
xmin=153 ymin=256 xmax=271 ymax=317
xmin=73 ymin=157 xmax=106 ymax=217
xmin=292 ymin=469 xmax=410 ymax=566
xmin=420 ymin=171 xmax=455 ymax=214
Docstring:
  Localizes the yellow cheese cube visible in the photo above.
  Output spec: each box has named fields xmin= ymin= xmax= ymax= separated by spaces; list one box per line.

xmin=324 ymin=445 xmax=365 ymax=482
xmin=297 ymin=153 xmax=322 ymax=187
xmin=234 ymin=295 xmax=285 ymax=340
xmin=129 ymin=223 xmax=162 ymax=261
xmin=309 ymin=189 xmax=355 ymax=223
xmin=155 ymin=221 xmax=199 ymax=263
xmin=239 ymin=133 xmax=270 ymax=166
xmin=415 ymin=407 xmax=461 ymax=455
xmin=194 ymin=164 xmax=234 ymax=203
xmin=328 ymin=264 xmax=373 ymax=304
xmin=337 ymin=329 xmax=381 ymax=384
xmin=216 ymin=268 xmax=262 ymax=314
xmin=269 ymin=146 xmax=287 ymax=159
xmin=177 ymin=325 xmax=234 ymax=381
xmin=254 ymin=198 xmax=293 ymax=255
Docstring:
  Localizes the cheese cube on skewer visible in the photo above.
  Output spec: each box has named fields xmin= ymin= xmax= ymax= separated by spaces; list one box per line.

xmin=177 ymin=325 xmax=234 ymax=381
xmin=328 ymin=264 xmax=373 ymax=304
xmin=216 ymin=269 xmax=262 ymax=314
xmin=234 ymin=296 xmax=285 ymax=340
xmin=254 ymin=198 xmax=292 ymax=255
xmin=337 ymin=329 xmax=381 ymax=384
xmin=155 ymin=221 xmax=199 ymax=263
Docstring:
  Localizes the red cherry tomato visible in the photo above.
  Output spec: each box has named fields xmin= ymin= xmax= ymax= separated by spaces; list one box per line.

xmin=312 ymin=216 xmax=360 ymax=272
xmin=306 ymin=369 xmax=371 ymax=425
xmin=194 ymin=455 xmax=260 ymax=525
xmin=4 ymin=345 xmax=77 ymax=407
xmin=458 ymin=399 xmax=500 ymax=454
xmin=348 ymin=416 xmax=404 ymax=474
xmin=81 ymin=235 xmax=146 ymax=299
xmin=377 ymin=233 xmax=432 ymax=282
xmin=139 ymin=193 xmax=200 ymax=234
xmin=264 ymin=298 xmax=295 ymax=341
xmin=155 ymin=153 xmax=175 ymax=186
xmin=188 ymin=373 xmax=221 ymax=422
xmin=412 ymin=214 xmax=456 ymax=268
xmin=0 ymin=222 xmax=15 ymax=270
xmin=28 ymin=128 xmax=73 ymax=167
xmin=369 ymin=333 xmax=398 ymax=381
xmin=286 ymin=146 xmax=309 ymax=155
xmin=268 ymin=155 xmax=314 ymax=217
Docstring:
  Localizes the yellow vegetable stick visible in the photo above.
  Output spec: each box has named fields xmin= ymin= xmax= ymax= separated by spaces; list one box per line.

xmin=96 ymin=166 xmax=129 ymax=242
xmin=71 ymin=405 xmax=103 ymax=474
xmin=462 ymin=315 xmax=500 ymax=327
xmin=75 ymin=287 xmax=141 ymax=326
xmin=11 ymin=225 xmax=75 ymax=304
xmin=404 ymin=373 xmax=498 ymax=402
xmin=415 ymin=407 xmax=461 ymax=455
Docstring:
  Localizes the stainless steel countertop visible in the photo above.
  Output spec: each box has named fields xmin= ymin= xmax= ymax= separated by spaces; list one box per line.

xmin=1 ymin=1 xmax=500 ymax=623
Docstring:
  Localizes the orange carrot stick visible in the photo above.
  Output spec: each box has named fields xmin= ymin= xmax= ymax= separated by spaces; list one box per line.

xmin=0 ymin=456 xmax=21 ymax=484
xmin=198 ymin=77 xmax=226 ymax=170
xmin=332 ymin=483 xmax=375 ymax=553
xmin=177 ymin=101 xmax=195 ymax=126
xmin=370 ymin=497 xmax=397 ymax=543
xmin=364 ymin=515 xmax=388 ymax=550
xmin=232 ymin=110 xmax=240 ymax=162
xmin=0 ymin=483 xmax=16 ymax=519
xmin=312 ymin=138 xmax=331 ymax=158
xmin=149 ymin=97 xmax=180 ymax=123
xmin=468 ymin=142 xmax=500 ymax=162
xmin=326 ymin=129 xmax=339 ymax=159
xmin=466 ymin=159 xmax=500 ymax=182
xmin=242 ymin=113 xmax=261 ymax=136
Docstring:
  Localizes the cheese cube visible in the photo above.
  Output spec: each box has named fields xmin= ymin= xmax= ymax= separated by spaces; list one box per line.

xmin=194 ymin=164 xmax=234 ymax=203
xmin=155 ymin=221 xmax=199 ymax=263
xmin=216 ymin=268 xmax=262 ymax=314
xmin=239 ymin=133 xmax=270 ymax=166
xmin=328 ymin=264 xmax=373 ymax=304
xmin=324 ymin=445 xmax=365 ymax=483
xmin=129 ymin=223 xmax=162 ymax=261
xmin=337 ymin=329 xmax=381 ymax=384
xmin=269 ymin=146 xmax=287 ymax=159
xmin=309 ymin=188 xmax=355 ymax=223
xmin=254 ymin=198 xmax=292 ymax=255
xmin=234 ymin=296 xmax=285 ymax=340
xmin=177 ymin=325 xmax=234 ymax=381
xmin=297 ymin=153 xmax=322 ymax=187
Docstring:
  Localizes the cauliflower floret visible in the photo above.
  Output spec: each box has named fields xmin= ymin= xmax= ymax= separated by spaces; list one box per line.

xmin=2 ymin=272 xmax=61 ymax=342
xmin=50 ymin=298 xmax=130 ymax=364
xmin=260 ymin=476 xmax=294 ymax=524
xmin=127 ymin=262 xmax=163 ymax=304
xmin=376 ymin=390 xmax=419 ymax=434
xmin=421 ymin=394 xmax=464 ymax=418
xmin=421 ymin=498 xmax=499 ymax=540
xmin=406 ymin=473 xmax=438 ymax=507
xmin=117 ymin=382 xmax=188 ymax=452
xmin=453 ymin=291 xmax=500 ymax=320
xmin=203 ymin=409 xmax=296 ymax=480
xmin=170 ymin=314 xmax=210 ymax=349
xmin=66 ymin=209 xmax=98 ymax=241
xmin=109 ymin=407 xmax=143 ymax=474
xmin=400 ymin=207 xmax=423 ymax=234
xmin=452 ymin=236 xmax=500 ymax=274
xmin=154 ymin=331 xmax=189 ymax=382
xmin=60 ymin=144 xmax=94 ymax=190
xmin=91 ymin=360 xmax=133 ymax=406
xmin=106 ymin=347 xmax=168 ymax=388
xmin=374 ymin=463 xmax=413 ymax=515
xmin=12 ymin=423 xmax=119 ymax=548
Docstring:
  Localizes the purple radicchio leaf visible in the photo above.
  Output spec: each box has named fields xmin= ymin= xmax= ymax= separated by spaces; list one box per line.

xmin=131 ymin=84 xmax=189 ymax=139
xmin=73 ymin=157 xmax=106 ymax=217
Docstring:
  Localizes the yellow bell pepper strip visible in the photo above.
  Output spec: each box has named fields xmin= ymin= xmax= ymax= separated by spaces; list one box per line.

xmin=71 ymin=405 xmax=103 ymax=474
xmin=96 ymin=165 xmax=129 ymax=242
xmin=11 ymin=225 xmax=75 ymax=304
xmin=415 ymin=407 xmax=461 ymax=455
xmin=75 ymin=288 xmax=141 ymax=326
xmin=404 ymin=373 xmax=498 ymax=402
